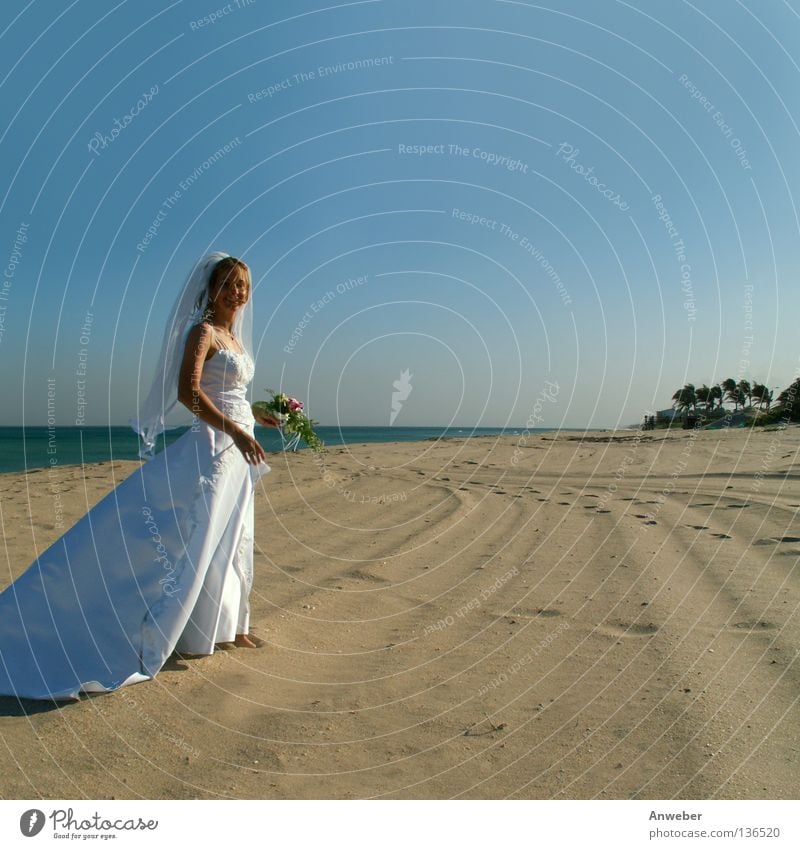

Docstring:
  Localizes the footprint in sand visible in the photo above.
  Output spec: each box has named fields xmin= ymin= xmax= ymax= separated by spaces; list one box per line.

xmin=601 ymin=620 xmax=659 ymax=637
xmin=732 ymin=620 xmax=777 ymax=631
xmin=753 ymin=535 xmax=800 ymax=546
xmin=711 ymin=533 xmax=732 ymax=539
xmin=686 ymin=524 xmax=710 ymax=530
xmin=508 ymin=607 xmax=562 ymax=619
xmin=726 ymin=504 xmax=749 ymax=509
xmin=343 ymin=569 xmax=389 ymax=583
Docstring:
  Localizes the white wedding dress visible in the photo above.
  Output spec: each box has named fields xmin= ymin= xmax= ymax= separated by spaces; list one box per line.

xmin=0 ymin=340 xmax=270 ymax=701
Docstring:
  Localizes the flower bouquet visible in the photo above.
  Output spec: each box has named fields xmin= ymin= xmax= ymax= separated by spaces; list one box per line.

xmin=252 ymin=390 xmax=324 ymax=453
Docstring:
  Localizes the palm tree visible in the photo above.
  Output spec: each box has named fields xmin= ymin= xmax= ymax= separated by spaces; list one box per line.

xmin=722 ymin=378 xmax=739 ymax=410
xmin=672 ymin=383 xmax=697 ymax=413
xmin=695 ymin=384 xmax=712 ymax=412
xmin=751 ymin=382 xmax=773 ymax=411
xmin=709 ymin=383 xmax=723 ymax=410
xmin=737 ymin=379 xmax=752 ymax=409
xmin=776 ymin=379 xmax=800 ymax=420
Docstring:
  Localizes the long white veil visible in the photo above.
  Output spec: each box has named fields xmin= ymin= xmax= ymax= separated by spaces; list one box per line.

xmin=129 ymin=251 xmax=254 ymax=460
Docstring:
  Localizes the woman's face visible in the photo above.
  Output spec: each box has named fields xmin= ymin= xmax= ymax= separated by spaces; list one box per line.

xmin=209 ymin=266 xmax=250 ymax=313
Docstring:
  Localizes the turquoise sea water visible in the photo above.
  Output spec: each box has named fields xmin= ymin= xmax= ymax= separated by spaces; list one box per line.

xmin=0 ymin=426 xmax=561 ymax=474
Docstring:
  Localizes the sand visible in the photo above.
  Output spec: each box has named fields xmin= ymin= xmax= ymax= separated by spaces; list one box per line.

xmin=0 ymin=425 xmax=798 ymax=799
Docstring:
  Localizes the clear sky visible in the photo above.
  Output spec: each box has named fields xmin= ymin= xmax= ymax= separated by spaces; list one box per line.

xmin=2 ymin=0 xmax=799 ymax=429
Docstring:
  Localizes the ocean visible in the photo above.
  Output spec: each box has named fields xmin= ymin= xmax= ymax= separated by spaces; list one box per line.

xmin=0 ymin=425 xmax=558 ymax=474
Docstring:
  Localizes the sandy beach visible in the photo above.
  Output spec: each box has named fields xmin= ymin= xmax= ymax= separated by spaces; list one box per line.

xmin=1 ymin=425 xmax=798 ymax=800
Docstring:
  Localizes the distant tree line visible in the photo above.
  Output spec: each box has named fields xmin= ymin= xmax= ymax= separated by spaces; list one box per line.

xmin=669 ymin=378 xmax=800 ymax=423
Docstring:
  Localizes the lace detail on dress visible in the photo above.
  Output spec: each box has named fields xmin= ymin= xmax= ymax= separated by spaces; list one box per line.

xmin=196 ymin=441 xmax=239 ymax=496
xmin=213 ymin=348 xmax=255 ymax=387
xmin=219 ymin=397 xmax=254 ymax=425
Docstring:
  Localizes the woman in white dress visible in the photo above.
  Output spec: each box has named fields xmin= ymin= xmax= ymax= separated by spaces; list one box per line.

xmin=0 ymin=252 xmax=279 ymax=701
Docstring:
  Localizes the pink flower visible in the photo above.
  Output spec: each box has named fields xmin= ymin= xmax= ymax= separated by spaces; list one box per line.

xmin=288 ymin=398 xmax=304 ymax=412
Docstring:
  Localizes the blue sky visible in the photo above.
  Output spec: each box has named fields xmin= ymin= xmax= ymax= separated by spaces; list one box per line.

xmin=2 ymin=0 xmax=799 ymax=428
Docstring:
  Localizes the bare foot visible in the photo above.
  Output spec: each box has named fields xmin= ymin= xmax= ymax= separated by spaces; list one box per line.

xmin=233 ymin=633 xmax=258 ymax=648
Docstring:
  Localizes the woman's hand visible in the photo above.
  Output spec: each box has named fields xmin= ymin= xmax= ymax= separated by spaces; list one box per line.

xmin=253 ymin=409 xmax=283 ymax=428
xmin=232 ymin=428 xmax=267 ymax=465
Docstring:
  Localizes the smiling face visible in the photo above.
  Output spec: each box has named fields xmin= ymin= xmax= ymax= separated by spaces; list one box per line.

xmin=207 ymin=258 xmax=251 ymax=315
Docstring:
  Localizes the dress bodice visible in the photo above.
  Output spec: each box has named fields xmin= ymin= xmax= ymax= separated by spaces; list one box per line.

xmin=200 ymin=348 xmax=255 ymax=427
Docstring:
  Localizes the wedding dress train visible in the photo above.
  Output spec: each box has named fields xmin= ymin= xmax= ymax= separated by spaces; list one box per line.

xmin=0 ymin=343 xmax=269 ymax=701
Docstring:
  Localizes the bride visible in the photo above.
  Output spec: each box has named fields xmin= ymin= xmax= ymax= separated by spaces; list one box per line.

xmin=0 ymin=252 xmax=280 ymax=701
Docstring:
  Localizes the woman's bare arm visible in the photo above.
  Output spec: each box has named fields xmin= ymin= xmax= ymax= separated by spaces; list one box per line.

xmin=177 ymin=324 xmax=241 ymax=434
